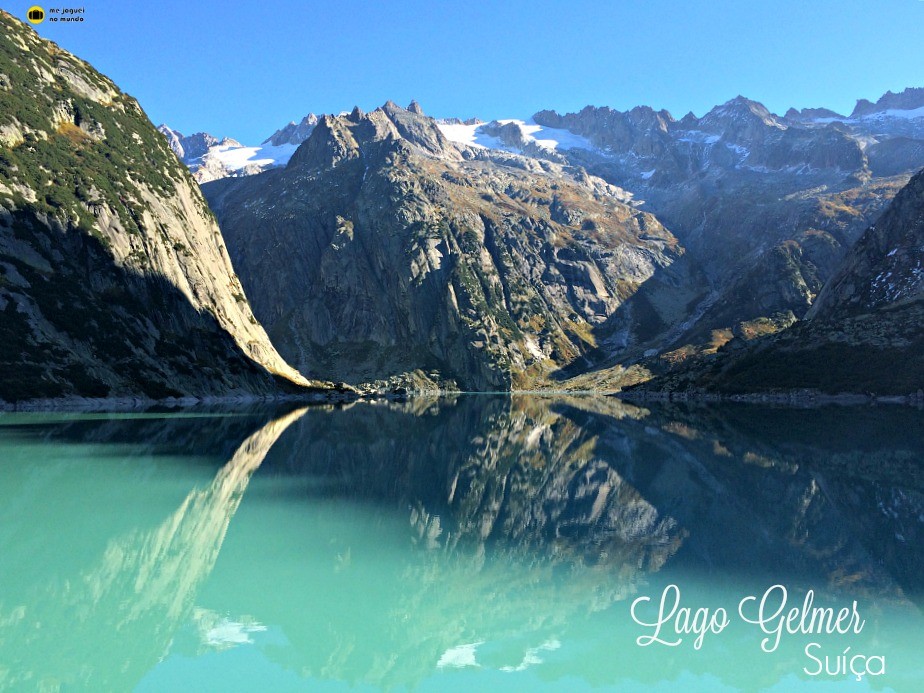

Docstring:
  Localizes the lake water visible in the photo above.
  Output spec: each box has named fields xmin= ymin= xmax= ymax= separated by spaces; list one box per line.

xmin=0 ymin=396 xmax=922 ymax=692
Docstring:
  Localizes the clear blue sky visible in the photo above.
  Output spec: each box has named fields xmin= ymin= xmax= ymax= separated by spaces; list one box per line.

xmin=6 ymin=0 xmax=924 ymax=144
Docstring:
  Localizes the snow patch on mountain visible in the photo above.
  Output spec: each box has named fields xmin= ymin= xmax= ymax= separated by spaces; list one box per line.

xmin=809 ymin=105 xmax=924 ymax=125
xmin=195 ymin=142 xmax=300 ymax=171
xmin=437 ymin=119 xmax=596 ymax=153
xmin=859 ymin=105 xmax=924 ymax=121
xmin=676 ymin=131 xmax=721 ymax=144
xmin=436 ymin=121 xmax=506 ymax=150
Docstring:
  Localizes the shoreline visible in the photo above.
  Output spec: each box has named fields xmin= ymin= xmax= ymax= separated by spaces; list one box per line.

xmin=0 ymin=389 xmax=367 ymax=413
xmin=616 ymin=389 xmax=924 ymax=408
xmin=3 ymin=386 xmax=924 ymax=413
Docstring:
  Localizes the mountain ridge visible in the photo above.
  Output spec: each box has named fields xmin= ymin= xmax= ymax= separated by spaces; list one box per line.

xmin=0 ymin=11 xmax=325 ymax=403
xmin=203 ymin=101 xmax=686 ymax=390
xmin=625 ymin=167 xmax=924 ymax=397
xmin=194 ymin=88 xmax=924 ymax=393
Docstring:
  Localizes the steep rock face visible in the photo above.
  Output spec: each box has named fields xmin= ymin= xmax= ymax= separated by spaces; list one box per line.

xmin=0 ymin=11 xmax=312 ymax=401
xmin=204 ymin=103 xmax=684 ymax=390
xmin=810 ymin=168 xmax=924 ymax=316
xmin=631 ymin=170 xmax=924 ymax=395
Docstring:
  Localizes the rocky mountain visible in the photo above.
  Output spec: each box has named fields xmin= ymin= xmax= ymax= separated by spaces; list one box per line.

xmin=203 ymin=102 xmax=687 ymax=390
xmin=506 ymin=92 xmax=924 ymax=373
xmin=0 ymin=11 xmax=318 ymax=403
xmin=157 ymin=112 xmax=322 ymax=184
xmin=156 ymin=125 xmax=238 ymax=162
xmin=191 ymin=88 xmax=921 ymax=391
xmin=810 ymin=167 xmax=924 ymax=315
xmin=262 ymin=113 xmax=319 ymax=146
xmin=629 ymin=168 xmax=924 ymax=396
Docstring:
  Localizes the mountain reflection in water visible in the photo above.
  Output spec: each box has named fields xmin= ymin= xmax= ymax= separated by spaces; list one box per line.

xmin=0 ymin=397 xmax=921 ymax=691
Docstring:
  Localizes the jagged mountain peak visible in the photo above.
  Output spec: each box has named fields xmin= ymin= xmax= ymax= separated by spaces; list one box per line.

xmin=156 ymin=125 xmax=241 ymax=163
xmin=783 ymin=106 xmax=845 ymax=122
xmin=262 ymin=112 xmax=319 ymax=146
xmin=700 ymin=96 xmax=785 ymax=130
xmin=407 ymin=100 xmax=424 ymax=115
xmin=287 ymin=100 xmax=458 ymax=171
xmin=627 ymin=104 xmax=675 ymax=123
xmin=156 ymin=124 xmax=231 ymax=161
xmin=851 ymin=87 xmax=924 ymax=118
xmin=378 ymin=100 xmax=455 ymax=155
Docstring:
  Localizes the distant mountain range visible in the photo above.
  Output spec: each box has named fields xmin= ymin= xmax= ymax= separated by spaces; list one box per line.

xmin=184 ymin=90 xmax=923 ymax=394
xmin=1 ymin=6 xmax=920 ymax=402
xmin=160 ymin=87 xmax=924 ymax=184
xmin=203 ymin=102 xmax=683 ymax=390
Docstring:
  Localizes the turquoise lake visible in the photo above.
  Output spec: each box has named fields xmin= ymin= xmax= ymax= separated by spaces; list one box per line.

xmin=0 ymin=396 xmax=922 ymax=692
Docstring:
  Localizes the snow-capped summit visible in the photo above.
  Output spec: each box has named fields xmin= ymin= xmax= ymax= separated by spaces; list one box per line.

xmin=158 ymin=120 xmax=309 ymax=183
xmin=157 ymin=125 xmax=239 ymax=162
xmin=851 ymin=87 xmax=924 ymax=118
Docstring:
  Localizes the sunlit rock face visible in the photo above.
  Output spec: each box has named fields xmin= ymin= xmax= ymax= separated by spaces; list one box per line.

xmin=205 ymin=103 xmax=684 ymax=390
xmin=0 ymin=11 xmax=312 ymax=402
